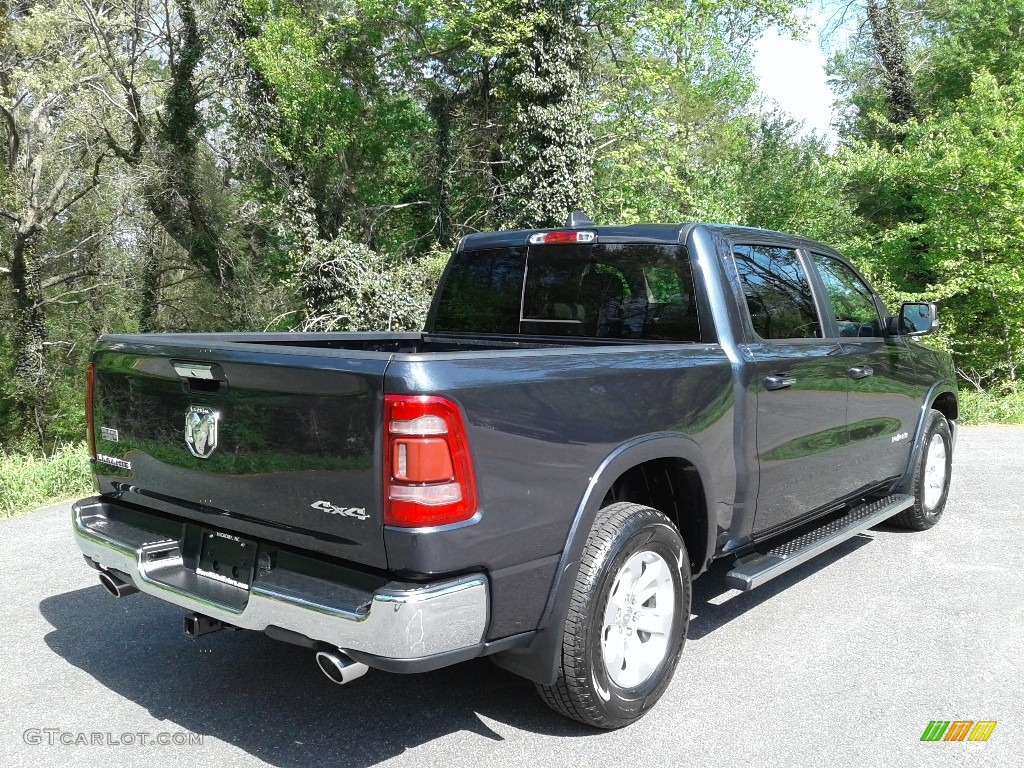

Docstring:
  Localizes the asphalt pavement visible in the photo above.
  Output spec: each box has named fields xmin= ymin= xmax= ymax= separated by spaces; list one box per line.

xmin=1 ymin=426 xmax=1020 ymax=767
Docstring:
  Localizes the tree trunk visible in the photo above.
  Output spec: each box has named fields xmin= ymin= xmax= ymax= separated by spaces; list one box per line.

xmin=7 ymin=229 xmax=48 ymax=446
xmin=137 ymin=241 xmax=161 ymax=332
xmin=477 ymin=60 xmax=508 ymax=227
xmin=502 ymin=0 xmax=592 ymax=228
xmin=430 ymin=94 xmax=454 ymax=248
xmin=866 ymin=0 xmax=916 ymax=125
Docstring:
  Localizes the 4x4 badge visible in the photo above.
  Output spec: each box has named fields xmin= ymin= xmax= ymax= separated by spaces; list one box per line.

xmin=185 ymin=406 xmax=219 ymax=459
xmin=310 ymin=500 xmax=369 ymax=520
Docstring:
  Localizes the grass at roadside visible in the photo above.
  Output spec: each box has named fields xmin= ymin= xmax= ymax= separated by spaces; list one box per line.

xmin=0 ymin=442 xmax=92 ymax=518
xmin=958 ymin=389 xmax=1024 ymax=425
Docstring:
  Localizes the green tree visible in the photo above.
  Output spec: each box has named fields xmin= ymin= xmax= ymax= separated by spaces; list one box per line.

xmin=696 ymin=113 xmax=856 ymax=239
xmin=842 ymin=71 xmax=1024 ymax=385
xmin=588 ymin=0 xmax=799 ymax=224
xmin=501 ymin=0 xmax=593 ymax=227
xmin=916 ymin=0 xmax=1024 ymax=109
xmin=828 ymin=0 xmax=1024 ymax=390
xmin=1 ymin=1 xmax=115 ymax=443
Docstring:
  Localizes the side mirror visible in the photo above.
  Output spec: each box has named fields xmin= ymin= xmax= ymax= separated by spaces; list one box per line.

xmin=895 ymin=302 xmax=939 ymax=336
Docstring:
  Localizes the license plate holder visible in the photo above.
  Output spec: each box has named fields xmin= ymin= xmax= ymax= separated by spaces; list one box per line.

xmin=197 ymin=530 xmax=256 ymax=590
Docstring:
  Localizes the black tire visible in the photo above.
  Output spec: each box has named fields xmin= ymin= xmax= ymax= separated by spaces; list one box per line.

xmin=892 ymin=409 xmax=953 ymax=530
xmin=535 ymin=502 xmax=690 ymax=729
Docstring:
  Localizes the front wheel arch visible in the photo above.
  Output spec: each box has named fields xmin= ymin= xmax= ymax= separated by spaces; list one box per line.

xmin=893 ymin=385 xmax=957 ymax=497
xmin=891 ymin=409 xmax=953 ymax=530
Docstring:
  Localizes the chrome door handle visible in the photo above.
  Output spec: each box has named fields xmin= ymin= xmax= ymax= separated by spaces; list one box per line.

xmin=848 ymin=366 xmax=874 ymax=379
xmin=764 ymin=375 xmax=796 ymax=391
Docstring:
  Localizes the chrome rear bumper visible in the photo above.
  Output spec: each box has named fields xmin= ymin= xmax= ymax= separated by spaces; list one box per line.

xmin=73 ymin=497 xmax=488 ymax=660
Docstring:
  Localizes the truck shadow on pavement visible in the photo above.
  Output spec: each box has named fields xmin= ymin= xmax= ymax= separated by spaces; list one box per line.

xmin=40 ymin=533 xmax=874 ymax=766
xmin=688 ymin=534 xmax=873 ymax=640
xmin=40 ymin=587 xmax=592 ymax=767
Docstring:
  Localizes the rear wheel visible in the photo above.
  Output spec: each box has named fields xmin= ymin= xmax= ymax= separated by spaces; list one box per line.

xmin=535 ymin=502 xmax=690 ymax=729
xmin=892 ymin=409 xmax=953 ymax=530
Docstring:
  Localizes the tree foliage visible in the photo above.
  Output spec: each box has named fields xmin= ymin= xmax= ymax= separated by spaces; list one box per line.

xmin=1 ymin=0 xmax=1022 ymax=452
xmin=829 ymin=0 xmax=1024 ymax=390
xmin=502 ymin=0 xmax=592 ymax=227
xmin=841 ymin=72 xmax=1024 ymax=384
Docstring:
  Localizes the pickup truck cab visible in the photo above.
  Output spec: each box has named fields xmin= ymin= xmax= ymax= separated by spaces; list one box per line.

xmin=74 ymin=218 xmax=957 ymax=728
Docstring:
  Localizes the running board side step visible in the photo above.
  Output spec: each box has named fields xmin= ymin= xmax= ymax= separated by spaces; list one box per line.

xmin=726 ymin=494 xmax=913 ymax=591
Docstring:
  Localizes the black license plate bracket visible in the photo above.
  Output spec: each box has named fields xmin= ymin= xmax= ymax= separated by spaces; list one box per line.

xmin=197 ymin=530 xmax=257 ymax=589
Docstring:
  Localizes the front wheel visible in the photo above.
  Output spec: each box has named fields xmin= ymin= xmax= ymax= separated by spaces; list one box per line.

xmin=892 ymin=409 xmax=953 ymax=530
xmin=535 ymin=502 xmax=690 ymax=729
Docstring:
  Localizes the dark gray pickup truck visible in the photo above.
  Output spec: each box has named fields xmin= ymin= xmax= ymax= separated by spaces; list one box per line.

xmin=74 ymin=218 xmax=958 ymax=728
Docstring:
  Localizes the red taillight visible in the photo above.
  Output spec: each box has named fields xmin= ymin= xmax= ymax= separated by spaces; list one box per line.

xmin=383 ymin=395 xmax=477 ymax=527
xmin=528 ymin=230 xmax=597 ymax=245
xmin=85 ymin=363 xmax=96 ymax=460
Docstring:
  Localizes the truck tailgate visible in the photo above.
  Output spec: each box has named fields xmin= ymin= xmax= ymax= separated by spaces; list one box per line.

xmin=90 ymin=338 xmax=390 ymax=569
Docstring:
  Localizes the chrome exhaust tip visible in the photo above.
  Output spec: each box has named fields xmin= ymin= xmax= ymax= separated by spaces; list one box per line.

xmin=315 ymin=650 xmax=369 ymax=686
xmin=99 ymin=569 xmax=139 ymax=598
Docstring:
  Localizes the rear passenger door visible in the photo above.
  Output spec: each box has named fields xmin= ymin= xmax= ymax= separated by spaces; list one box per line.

xmin=731 ymin=244 xmax=852 ymax=536
xmin=806 ymin=251 xmax=920 ymax=486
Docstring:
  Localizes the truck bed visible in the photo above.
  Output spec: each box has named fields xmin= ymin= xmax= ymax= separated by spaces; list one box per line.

xmin=88 ymin=331 xmax=722 ymax=577
xmin=133 ymin=331 xmax=687 ymax=353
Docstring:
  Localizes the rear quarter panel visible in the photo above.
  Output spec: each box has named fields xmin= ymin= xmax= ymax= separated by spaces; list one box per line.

xmin=383 ymin=344 xmax=734 ymax=638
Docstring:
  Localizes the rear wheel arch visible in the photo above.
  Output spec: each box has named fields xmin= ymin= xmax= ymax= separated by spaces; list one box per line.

xmin=581 ymin=436 xmax=716 ymax=582
xmin=535 ymin=502 xmax=691 ymax=728
xmin=491 ymin=434 xmax=716 ymax=685
xmin=602 ymin=457 xmax=711 ymax=575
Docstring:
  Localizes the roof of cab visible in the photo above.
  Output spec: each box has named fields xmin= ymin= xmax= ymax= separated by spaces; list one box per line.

xmin=456 ymin=222 xmax=839 ymax=255
xmin=457 ymin=224 xmax=695 ymax=251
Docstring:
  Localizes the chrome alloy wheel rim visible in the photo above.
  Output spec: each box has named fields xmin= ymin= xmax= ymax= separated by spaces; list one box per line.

xmin=923 ymin=433 xmax=948 ymax=511
xmin=600 ymin=550 xmax=675 ymax=688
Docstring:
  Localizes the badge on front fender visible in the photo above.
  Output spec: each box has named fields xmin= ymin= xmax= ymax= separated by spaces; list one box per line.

xmin=185 ymin=405 xmax=219 ymax=459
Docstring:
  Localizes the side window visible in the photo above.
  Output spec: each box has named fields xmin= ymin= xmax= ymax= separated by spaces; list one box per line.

xmin=732 ymin=244 xmax=821 ymax=339
xmin=811 ymin=253 xmax=883 ymax=338
xmin=433 ymin=248 xmax=527 ymax=334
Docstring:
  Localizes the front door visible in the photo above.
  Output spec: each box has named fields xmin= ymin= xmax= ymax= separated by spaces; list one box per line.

xmin=807 ymin=252 xmax=921 ymax=486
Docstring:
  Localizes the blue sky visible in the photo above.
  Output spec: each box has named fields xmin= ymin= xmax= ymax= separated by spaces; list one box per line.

xmin=753 ymin=10 xmax=840 ymax=143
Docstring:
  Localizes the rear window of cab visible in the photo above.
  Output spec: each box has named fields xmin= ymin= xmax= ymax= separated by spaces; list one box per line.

xmin=434 ymin=244 xmax=703 ymax=342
